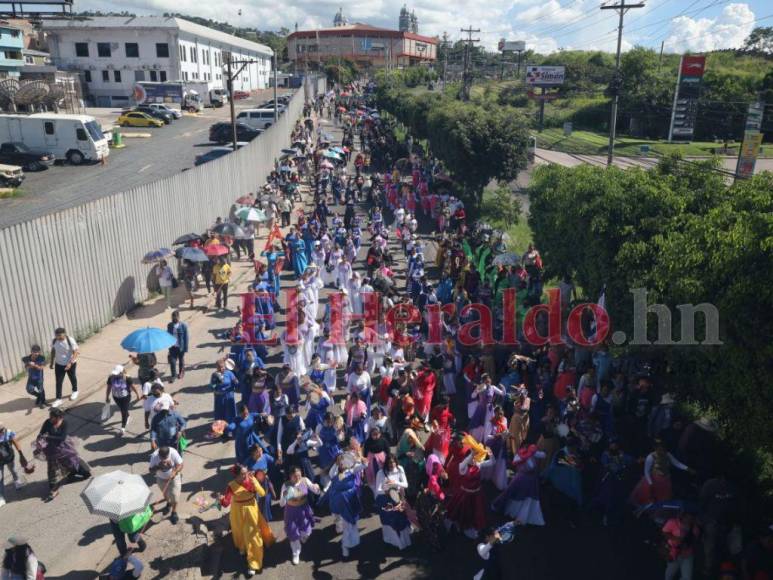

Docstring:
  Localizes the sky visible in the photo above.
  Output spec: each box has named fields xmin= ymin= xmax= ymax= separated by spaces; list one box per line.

xmin=75 ymin=0 xmax=771 ymax=54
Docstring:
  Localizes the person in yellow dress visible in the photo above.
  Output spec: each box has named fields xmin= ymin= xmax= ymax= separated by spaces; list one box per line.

xmin=219 ymin=464 xmax=275 ymax=577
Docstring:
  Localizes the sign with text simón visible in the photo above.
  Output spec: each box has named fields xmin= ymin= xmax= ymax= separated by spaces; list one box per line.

xmin=525 ymin=65 xmax=565 ymax=86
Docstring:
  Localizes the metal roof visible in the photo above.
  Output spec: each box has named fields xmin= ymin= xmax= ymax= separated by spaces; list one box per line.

xmin=43 ymin=16 xmax=273 ymax=56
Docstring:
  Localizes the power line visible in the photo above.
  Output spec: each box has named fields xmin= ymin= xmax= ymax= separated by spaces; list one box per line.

xmin=460 ymin=26 xmax=481 ymax=101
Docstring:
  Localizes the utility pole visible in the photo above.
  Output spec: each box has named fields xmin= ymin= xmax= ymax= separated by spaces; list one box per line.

xmin=273 ymin=51 xmax=278 ymax=122
xmin=442 ymin=32 xmax=448 ymax=91
xmin=601 ymin=0 xmax=644 ymax=166
xmin=226 ymin=53 xmax=238 ymax=152
xmin=460 ymin=26 xmax=480 ymax=101
xmin=225 ymin=52 xmax=258 ymax=151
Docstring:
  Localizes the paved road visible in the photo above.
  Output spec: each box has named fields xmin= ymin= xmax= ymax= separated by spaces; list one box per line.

xmin=0 ymin=89 xmax=293 ymax=229
xmin=534 ymin=147 xmax=773 ymax=174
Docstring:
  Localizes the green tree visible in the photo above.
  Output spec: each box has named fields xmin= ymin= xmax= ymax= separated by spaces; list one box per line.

xmin=743 ymin=26 xmax=773 ymax=55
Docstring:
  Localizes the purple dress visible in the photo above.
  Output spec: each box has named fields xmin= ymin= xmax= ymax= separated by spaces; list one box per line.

xmin=282 ymin=480 xmax=318 ymax=541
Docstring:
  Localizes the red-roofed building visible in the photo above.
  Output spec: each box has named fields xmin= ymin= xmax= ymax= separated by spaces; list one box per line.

xmin=288 ymin=23 xmax=437 ymax=71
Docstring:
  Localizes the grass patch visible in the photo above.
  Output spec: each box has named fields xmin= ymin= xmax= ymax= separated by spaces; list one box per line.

xmin=0 ymin=188 xmax=23 ymax=199
xmin=535 ymin=128 xmax=769 ymax=158
xmin=479 ymin=185 xmax=534 ymax=253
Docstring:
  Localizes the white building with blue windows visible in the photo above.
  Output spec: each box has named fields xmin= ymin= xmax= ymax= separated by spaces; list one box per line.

xmin=43 ymin=15 xmax=273 ymax=107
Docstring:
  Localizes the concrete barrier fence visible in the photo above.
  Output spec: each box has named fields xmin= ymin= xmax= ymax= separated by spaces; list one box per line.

xmin=0 ymin=76 xmax=326 ymax=382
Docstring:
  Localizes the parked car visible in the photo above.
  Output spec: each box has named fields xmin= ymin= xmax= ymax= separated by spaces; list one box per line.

xmin=147 ymin=103 xmax=182 ymax=119
xmin=0 ymin=142 xmax=55 ymax=171
xmin=208 ymin=122 xmax=261 ymax=144
xmin=0 ymin=163 xmax=25 ymax=187
xmin=132 ymin=105 xmax=174 ymax=124
xmin=232 ymin=90 xmax=251 ymax=100
xmin=260 ymin=100 xmax=287 ymax=113
xmin=118 ymin=112 xmax=164 ymax=128
xmin=194 ymin=142 xmax=248 ymax=166
xmin=236 ymin=109 xmax=277 ymax=131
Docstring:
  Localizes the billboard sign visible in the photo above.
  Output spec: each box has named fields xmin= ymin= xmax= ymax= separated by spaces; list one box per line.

xmin=499 ymin=40 xmax=526 ymax=52
xmin=525 ymin=65 xmax=565 ymax=86
xmin=736 ymin=101 xmax=765 ymax=180
xmin=133 ymin=82 xmax=184 ymax=104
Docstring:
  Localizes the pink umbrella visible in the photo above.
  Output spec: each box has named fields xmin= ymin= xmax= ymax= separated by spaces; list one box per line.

xmin=320 ymin=160 xmax=334 ymax=169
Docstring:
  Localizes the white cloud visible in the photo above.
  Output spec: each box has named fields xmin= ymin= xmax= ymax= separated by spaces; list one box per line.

xmin=663 ymin=3 xmax=755 ymax=53
xmin=516 ymin=0 xmax=584 ymax=25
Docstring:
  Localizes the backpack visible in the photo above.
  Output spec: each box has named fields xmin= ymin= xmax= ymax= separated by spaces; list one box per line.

xmin=51 ymin=336 xmax=75 ymax=355
xmin=0 ymin=440 xmax=14 ymax=466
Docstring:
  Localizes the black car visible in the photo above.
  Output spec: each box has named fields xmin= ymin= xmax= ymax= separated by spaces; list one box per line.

xmin=0 ymin=142 xmax=55 ymax=171
xmin=133 ymin=105 xmax=174 ymax=124
xmin=208 ymin=122 xmax=262 ymax=144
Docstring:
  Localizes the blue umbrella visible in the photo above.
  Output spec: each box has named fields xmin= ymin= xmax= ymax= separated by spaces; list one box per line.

xmin=142 ymin=248 xmax=172 ymax=264
xmin=121 ymin=327 xmax=176 ymax=353
xmin=175 ymin=246 xmax=209 ymax=262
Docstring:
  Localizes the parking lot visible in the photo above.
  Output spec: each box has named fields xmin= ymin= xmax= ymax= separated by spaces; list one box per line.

xmin=0 ymin=88 xmax=293 ymax=228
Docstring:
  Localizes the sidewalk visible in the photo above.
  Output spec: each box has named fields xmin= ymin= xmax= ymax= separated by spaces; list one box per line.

xmin=0 ymin=181 xmax=310 ymax=576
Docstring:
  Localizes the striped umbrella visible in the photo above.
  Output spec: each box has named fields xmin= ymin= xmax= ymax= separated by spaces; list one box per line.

xmin=81 ymin=470 xmax=151 ymax=520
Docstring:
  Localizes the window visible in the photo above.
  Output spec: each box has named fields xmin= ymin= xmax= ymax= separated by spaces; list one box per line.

xmin=191 ymin=48 xmax=197 ymax=63
xmin=76 ymin=128 xmax=87 ymax=141
xmin=179 ymin=45 xmax=186 ymax=61
xmin=75 ymin=42 xmax=89 ymax=57
xmin=156 ymin=43 xmax=169 ymax=58
xmin=44 ymin=122 xmax=54 ymax=135
xmin=113 ymin=70 xmax=121 ymax=82
xmin=134 ymin=70 xmax=145 ymax=82
xmin=125 ymin=43 xmax=139 ymax=58
xmin=84 ymin=70 xmax=92 ymax=83
xmin=183 ymin=71 xmax=188 ymax=81
xmin=159 ymin=71 xmax=167 ymax=82
xmin=97 ymin=43 xmax=111 ymax=58
xmin=24 ymin=55 xmax=33 ymax=64
xmin=149 ymin=70 xmax=157 ymax=82
xmin=102 ymin=70 xmax=109 ymax=82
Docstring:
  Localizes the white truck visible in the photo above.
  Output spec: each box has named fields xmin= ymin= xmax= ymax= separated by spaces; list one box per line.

xmin=0 ymin=113 xmax=109 ymax=165
xmin=185 ymin=82 xmax=228 ymax=108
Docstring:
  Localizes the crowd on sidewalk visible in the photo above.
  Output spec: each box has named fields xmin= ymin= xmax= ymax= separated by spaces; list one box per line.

xmin=1 ymin=81 xmax=772 ymax=580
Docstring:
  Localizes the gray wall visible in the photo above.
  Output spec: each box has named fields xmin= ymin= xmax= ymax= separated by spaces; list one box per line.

xmin=0 ymin=76 xmax=326 ymax=382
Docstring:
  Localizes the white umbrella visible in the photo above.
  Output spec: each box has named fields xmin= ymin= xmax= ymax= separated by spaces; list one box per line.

xmin=81 ymin=470 xmax=152 ymax=520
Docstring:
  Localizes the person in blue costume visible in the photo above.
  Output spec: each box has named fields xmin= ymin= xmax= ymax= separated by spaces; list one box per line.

xmin=291 ymin=237 xmax=308 ymax=279
xmin=244 ymin=442 xmax=276 ymax=523
xmin=260 ymin=246 xmax=282 ymax=297
xmin=228 ymin=403 xmax=263 ymax=464
xmin=303 ymin=383 xmax=331 ymax=433
xmin=276 ymin=364 xmax=302 ymax=407
xmin=211 ymin=358 xmax=239 ymax=427
xmin=238 ymin=349 xmax=264 ymax=403
xmin=326 ymin=449 xmax=368 ymax=557
xmin=302 ymin=225 xmax=315 ymax=264
xmin=315 ymin=412 xmax=344 ymax=471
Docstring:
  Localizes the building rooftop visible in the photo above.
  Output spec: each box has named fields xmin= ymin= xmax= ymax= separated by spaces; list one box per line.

xmin=289 ymin=23 xmax=436 ymax=44
xmin=42 ymin=16 xmax=273 ymax=56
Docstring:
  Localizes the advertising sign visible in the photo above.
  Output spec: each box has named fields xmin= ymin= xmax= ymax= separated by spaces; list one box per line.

xmin=525 ymin=65 xmax=565 ymax=86
xmin=736 ymin=101 xmax=765 ymax=180
xmin=133 ymin=82 xmax=184 ymax=104
xmin=498 ymin=40 xmax=526 ymax=52
xmin=668 ymin=54 xmax=706 ymax=141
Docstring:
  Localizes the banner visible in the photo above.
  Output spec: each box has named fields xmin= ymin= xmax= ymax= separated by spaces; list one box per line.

xmin=736 ymin=101 xmax=765 ymax=180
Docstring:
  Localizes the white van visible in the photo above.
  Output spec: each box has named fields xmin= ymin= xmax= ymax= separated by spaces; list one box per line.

xmin=236 ymin=109 xmax=276 ymax=130
xmin=0 ymin=113 xmax=110 ymax=165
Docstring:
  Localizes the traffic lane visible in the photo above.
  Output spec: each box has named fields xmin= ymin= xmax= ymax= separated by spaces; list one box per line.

xmin=0 ymin=109 xmax=230 ymax=228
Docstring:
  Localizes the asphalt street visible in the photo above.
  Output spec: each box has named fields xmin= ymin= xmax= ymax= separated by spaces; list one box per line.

xmin=0 ymin=116 xmax=663 ymax=580
xmin=0 ymin=89 xmax=292 ymax=229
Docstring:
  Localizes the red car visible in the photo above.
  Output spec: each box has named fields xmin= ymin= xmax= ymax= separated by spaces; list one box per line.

xmin=233 ymin=90 xmax=251 ymax=100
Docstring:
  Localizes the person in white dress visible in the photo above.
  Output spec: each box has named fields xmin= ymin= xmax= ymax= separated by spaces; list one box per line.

xmin=282 ymin=328 xmax=307 ymax=377
xmin=298 ymin=312 xmax=319 ymax=372
xmin=375 ymin=455 xmax=412 ymax=549
xmin=336 ymin=257 xmax=353 ymax=291
xmin=314 ymin=333 xmax=339 ymax=393
xmin=348 ymin=272 xmax=364 ymax=315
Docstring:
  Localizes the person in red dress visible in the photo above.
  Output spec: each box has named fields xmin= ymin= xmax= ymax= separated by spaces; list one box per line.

xmin=425 ymin=396 xmax=455 ymax=462
xmin=444 ymin=432 xmax=468 ymax=498
xmin=445 ymin=436 xmax=492 ymax=538
xmin=413 ymin=362 xmax=437 ymax=421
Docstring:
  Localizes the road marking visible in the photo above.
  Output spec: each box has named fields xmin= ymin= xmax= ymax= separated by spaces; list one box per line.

xmin=138 ymin=164 xmax=153 ymax=173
